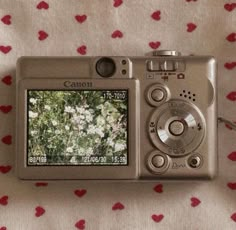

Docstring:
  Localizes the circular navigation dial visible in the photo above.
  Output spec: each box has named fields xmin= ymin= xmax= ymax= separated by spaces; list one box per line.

xmin=148 ymin=100 xmax=205 ymax=157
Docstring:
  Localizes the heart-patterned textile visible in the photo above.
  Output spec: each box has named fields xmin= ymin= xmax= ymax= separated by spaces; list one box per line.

xmin=0 ymin=1 xmax=235 ymax=229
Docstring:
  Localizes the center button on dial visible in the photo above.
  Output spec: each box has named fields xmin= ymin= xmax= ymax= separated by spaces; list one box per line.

xmin=169 ymin=120 xmax=185 ymax=136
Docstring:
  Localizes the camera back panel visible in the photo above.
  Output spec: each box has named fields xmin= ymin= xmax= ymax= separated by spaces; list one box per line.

xmin=16 ymin=51 xmax=217 ymax=180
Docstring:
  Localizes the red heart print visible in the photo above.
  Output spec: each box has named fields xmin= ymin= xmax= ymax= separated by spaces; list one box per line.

xmin=227 ymin=92 xmax=236 ymax=101
xmin=1 ymin=135 xmax=12 ymax=145
xmin=1 ymin=15 xmax=11 ymax=25
xmin=231 ymin=213 xmax=236 ymax=222
xmin=224 ymin=3 xmax=236 ymax=12
xmin=77 ymin=46 xmax=87 ymax=55
xmin=225 ymin=121 xmax=236 ymax=130
xmin=226 ymin=33 xmax=236 ymax=42
xmin=228 ymin=152 xmax=236 ymax=161
xmin=153 ymin=184 xmax=163 ymax=193
xmin=37 ymin=1 xmax=49 ymax=9
xmin=75 ymin=15 xmax=87 ymax=23
xmin=187 ymin=23 xmax=197 ymax=32
xmin=151 ymin=11 xmax=161 ymax=21
xmin=111 ymin=30 xmax=123 ymax=38
xmin=224 ymin=62 xmax=236 ymax=70
xmin=0 ymin=227 xmax=7 ymax=230
xmin=0 ymin=166 xmax=12 ymax=174
xmin=38 ymin=30 xmax=48 ymax=41
xmin=74 ymin=189 xmax=87 ymax=198
xmin=112 ymin=202 xmax=125 ymax=210
xmin=227 ymin=182 xmax=236 ymax=190
xmin=149 ymin=41 xmax=161 ymax=49
xmin=35 ymin=206 xmax=45 ymax=217
xmin=191 ymin=197 xmax=201 ymax=207
xmin=113 ymin=0 xmax=123 ymax=7
xmin=1 ymin=75 xmax=12 ymax=85
xmin=0 ymin=46 xmax=12 ymax=54
xmin=35 ymin=182 xmax=48 ymax=187
xmin=151 ymin=214 xmax=164 ymax=223
xmin=0 ymin=196 xmax=8 ymax=206
xmin=0 ymin=105 xmax=12 ymax=114
xmin=75 ymin=219 xmax=85 ymax=230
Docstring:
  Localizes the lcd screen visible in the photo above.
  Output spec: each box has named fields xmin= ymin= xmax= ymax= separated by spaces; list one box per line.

xmin=27 ymin=90 xmax=128 ymax=166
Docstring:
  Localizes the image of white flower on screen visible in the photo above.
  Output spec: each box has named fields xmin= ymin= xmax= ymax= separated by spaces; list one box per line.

xmin=106 ymin=115 xmax=115 ymax=124
xmin=95 ymin=138 xmax=100 ymax=144
xmin=96 ymin=115 xmax=105 ymax=126
xmin=86 ymin=147 xmax=94 ymax=157
xmin=65 ymin=106 xmax=75 ymax=113
xmin=87 ymin=124 xmax=96 ymax=135
xmin=52 ymin=120 xmax=58 ymax=126
xmin=66 ymin=147 xmax=73 ymax=153
xmin=107 ymin=137 xmax=114 ymax=147
xmin=44 ymin=105 xmax=51 ymax=110
xmin=95 ymin=127 xmax=105 ymax=138
xmin=114 ymin=142 xmax=126 ymax=152
xmin=29 ymin=98 xmax=37 ymax=105
xmin=55 ymin=130 xmax=61 ymax=135
xmin=30 ymin=130 xmax=38 ymax=135
xmin=78 ymin=147 xmax=86 ymax=156
xmin=29 ymin=111 xmax=38 ymax=118
xmin=65 ymin=125 xmax=70 ymax=131
xmin=70 ymin=156 xmax=77 ymax=163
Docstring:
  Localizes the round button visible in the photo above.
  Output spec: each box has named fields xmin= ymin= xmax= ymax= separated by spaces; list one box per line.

xmin=152 ymin=155 xmax=165 ymax=168
xmin=146 ymin=84 xmax=170 ymax=107
xmin=147 ymin=151 xmax=170 ymax=174
xmin=169 ymin=120 xmax=185 ymax=136
xmin=151 ymin=89 xmax=164 ymax=102
xmin=188 ymin=155 xmax=202 ymax=168
xmin=96 ymin=57 xmax=116 ymax=78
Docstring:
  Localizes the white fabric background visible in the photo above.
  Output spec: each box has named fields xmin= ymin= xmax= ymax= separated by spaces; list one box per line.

xmin=0 ymin=0 xmax=236 ymax=229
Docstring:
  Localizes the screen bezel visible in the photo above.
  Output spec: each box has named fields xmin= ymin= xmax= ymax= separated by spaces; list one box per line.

xmin=16 ymin=78 xmax=139 ymax=179
xmin=26 ymin=89 xmax=129 ymax=167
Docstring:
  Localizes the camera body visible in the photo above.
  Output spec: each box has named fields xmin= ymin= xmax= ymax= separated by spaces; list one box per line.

xmin=16 ymin=50 xmax=217 ymax=180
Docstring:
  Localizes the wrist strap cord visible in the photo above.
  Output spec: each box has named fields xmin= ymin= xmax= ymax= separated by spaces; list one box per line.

xmin=218 ymin=117 xmax=236 ymax=131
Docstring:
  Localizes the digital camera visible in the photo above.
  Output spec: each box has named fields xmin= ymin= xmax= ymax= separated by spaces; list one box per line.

xmin=16 ymin=50 xmax=217 ymax=180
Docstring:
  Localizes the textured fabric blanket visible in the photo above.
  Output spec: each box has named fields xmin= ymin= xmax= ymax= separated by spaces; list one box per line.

xmin=0 ymin=0 xmax=236 ymax=229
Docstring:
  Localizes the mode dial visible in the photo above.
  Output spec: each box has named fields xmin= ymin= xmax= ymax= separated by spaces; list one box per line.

xmin=152 ymin=50 xmax=181 ymax=57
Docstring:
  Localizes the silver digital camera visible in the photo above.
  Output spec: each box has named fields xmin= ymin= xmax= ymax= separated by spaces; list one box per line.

xmin=16 ymin=50 xmax=217 ymax=180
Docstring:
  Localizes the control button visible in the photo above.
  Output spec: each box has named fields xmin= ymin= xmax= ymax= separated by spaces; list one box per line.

xmin=146 ymin=84 xmax=170 ymax=107
xmin=188 ymin=155 xmax=202 ymax=168
xmin=151 ymin=89 xmax=164 ymax=102
xmin=169 ymin=120 xmax=185 ymax=136
xmin=146 ymin=60 xmax=160 ymax=71
xmin=147 ymin=151 xmax=170 ymax=174
xmin=152 ymin=155 xmax=165 ymax=168
xmin=160 ymin=61 xmax=177 ymax=71
xmin=147 ymin=60 xmax=153 ymax=71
